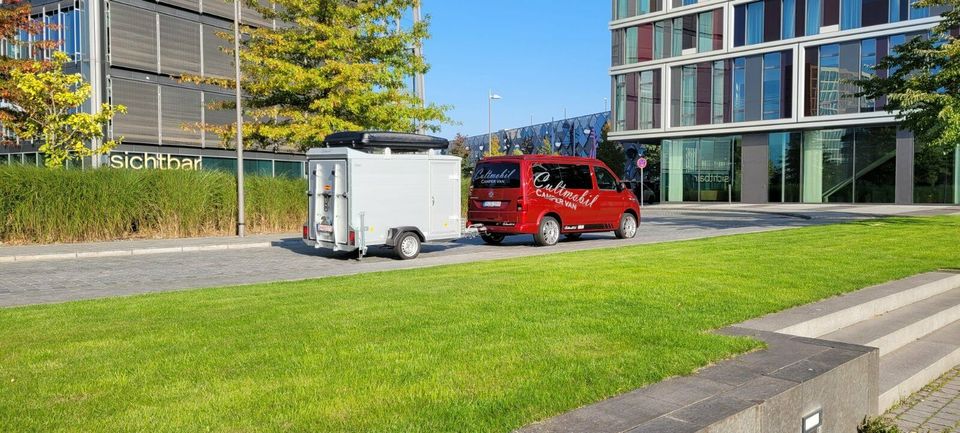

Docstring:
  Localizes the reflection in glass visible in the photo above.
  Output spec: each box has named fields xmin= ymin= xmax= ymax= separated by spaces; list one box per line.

xmin=762 ymin=52 xmax=782 ymax=120
xmin=746 ymin=2 xmax=765 ymax=45
xmin=818 ymin=44 xmax=840 ymax=116
xmin=915 ymin=144 xmax=959 ymax=204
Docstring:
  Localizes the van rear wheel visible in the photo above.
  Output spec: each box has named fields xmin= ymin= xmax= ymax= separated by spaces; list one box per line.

xmin=395 ymin=232 xmax=421 ymax=260
xmin=481 ymin=233 xmax=505 ymax=245
xmin=534 ymin=216 xmax=560 ymax=247
xmin=615 ymin=213 xmax=638 ymax=239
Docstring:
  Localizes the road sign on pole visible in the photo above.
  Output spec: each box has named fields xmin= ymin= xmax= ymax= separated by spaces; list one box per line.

xmin=636 ymin=157 xmax=648 ymax=208
xmin=637 ymin=157 xmax=648 ymax=170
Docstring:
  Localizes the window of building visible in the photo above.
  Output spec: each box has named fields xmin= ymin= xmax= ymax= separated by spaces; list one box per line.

xmin=733 ymin=58 xmax=746 ymax=122
xmin=841 ymin=0 xmax=862 ymax=29
xmin=807 ymin=0 xmax=822 ymax=35
xmin=625 ymin=27 xmax=639 ymax=64
xmin=860 ymin=39 xmax=877 ymax=112
xmin=914 ymin=143 xmax=959 ymax=204
xmin=711 ymin=60 xmax=727 ymax=124
xmin=615 ymin=75 xmax=627 ymax=131
xmin=697 ymin=11 xmax=713 ymax=53
xmin=818 ymin=44 xmax=840 ymax=116
xmin=768 ymin=132 xmax=802 ymax=202
xmin=638 ymin=70 xmax=661 ymax=130
xmin=615 ymin=0 xmax=663 ymax=19
xmin=762 ymin=52 xmax=782 ymax=120
xmin=783 ymin=0 xmax=797 ymax=38
xmin=662 ymin=136 xmax=741 ymax=202
xmin=746 ymin=2 xmax=765 ymax=45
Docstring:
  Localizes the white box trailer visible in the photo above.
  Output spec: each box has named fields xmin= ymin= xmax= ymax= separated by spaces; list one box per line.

xmin=303 ymin=132 xmax=478 ymax=260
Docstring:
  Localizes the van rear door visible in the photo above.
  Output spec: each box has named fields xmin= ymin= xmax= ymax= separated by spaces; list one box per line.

xmin=469 ymin=161 xmax=522 ymax=225
xmin=314 ymin=160 xmax=349 ymax=245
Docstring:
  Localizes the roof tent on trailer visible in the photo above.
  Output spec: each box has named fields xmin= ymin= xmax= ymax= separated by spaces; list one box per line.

xmin=323 ymin=131 xmax=449 ymax=153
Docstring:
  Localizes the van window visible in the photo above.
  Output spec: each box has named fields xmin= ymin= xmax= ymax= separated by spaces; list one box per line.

xmin=595 ymin=166 xmax=619 ymax=190
xmin=473 ymin=162 xmax=521 ymax=188
xmin=532 ymin=164 xmax=593 ymax=190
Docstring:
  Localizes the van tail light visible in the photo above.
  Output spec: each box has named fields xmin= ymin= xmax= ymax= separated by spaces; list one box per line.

xmin=302 ymin=225 xmax=309 ymax=239
xmin=517 ymin=198 xmax=524 ymax=212
xmin=349 ymin=230 xmax=356 ymax=245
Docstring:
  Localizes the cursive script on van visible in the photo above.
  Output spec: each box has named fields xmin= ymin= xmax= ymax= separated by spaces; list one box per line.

xmin=532 ymin=170 xmax=599 ymax=210
xmin=475 ymin=167 xmax=518 ymax=186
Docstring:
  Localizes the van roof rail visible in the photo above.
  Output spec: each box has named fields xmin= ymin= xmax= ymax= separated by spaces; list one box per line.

xmin=323 ymin=131 xmax=449 ymax=152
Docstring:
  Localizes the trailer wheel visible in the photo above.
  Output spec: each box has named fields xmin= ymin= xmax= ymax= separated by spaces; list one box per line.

xmin=481 ymin=233 xmax=505 ymax=245
xmin=615 ymin=213 xmax=638 ymax=239
xmin=534 ymin=216 xmax=560 ymax=247
xmin=395 ymin=232 xmax=421 ymax=260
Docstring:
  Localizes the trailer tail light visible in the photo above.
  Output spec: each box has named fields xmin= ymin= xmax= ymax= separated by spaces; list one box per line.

xmin=302 ymin=225 xmax=309 ymax=239
xmin=349 ymin=230 xmax=356 ymax=245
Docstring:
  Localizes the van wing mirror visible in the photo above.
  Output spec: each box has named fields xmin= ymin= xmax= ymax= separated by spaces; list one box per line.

xmin=616 ymin=182 xmax=625 ymax=192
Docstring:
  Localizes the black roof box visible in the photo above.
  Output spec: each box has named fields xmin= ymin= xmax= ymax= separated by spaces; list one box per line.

xmin=323 ymin=131 xmax=449 ymax=151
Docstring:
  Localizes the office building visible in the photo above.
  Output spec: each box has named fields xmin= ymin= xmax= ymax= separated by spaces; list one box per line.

xmin=609 ymin=0 xmax=959 ymax=203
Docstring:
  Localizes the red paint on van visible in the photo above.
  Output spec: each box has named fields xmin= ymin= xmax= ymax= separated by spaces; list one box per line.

xmin=468 ymin=155 xmax=640 ymax=244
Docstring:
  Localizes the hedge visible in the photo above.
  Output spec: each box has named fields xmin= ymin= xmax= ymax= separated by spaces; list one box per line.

xmin=0 ymin=166 xmax=306 ymax=244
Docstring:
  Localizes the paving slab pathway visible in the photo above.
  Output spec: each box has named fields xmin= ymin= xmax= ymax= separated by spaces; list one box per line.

xmin=887 ymin=366 xmax=960 ymax=432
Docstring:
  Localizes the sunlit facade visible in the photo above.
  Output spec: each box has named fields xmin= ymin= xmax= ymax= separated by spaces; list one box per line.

xmin=611 ymin=0 xmax=959 ymax=203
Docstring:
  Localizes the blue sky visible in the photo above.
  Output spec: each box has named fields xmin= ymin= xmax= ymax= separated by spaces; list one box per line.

xmin=420 ymin=1 xmax=611 ymax=139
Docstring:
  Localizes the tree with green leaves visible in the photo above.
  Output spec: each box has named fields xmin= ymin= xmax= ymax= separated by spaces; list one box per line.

xmin=0 ymin=0 xmax=56 ymax=141
xmin=185 ymin=0 xmax=451 ymax=151
xmin=596 ymin=122 xmax=626 ymax=177
xmin=855 ymin=0 xmax=960 ymax=151
xmin=7 ymin=52 xmax=126 ymax=167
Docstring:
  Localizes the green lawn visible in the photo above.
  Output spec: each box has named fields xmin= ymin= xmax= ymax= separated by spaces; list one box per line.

xmin=1 ymin=217 xmax=959 ymax=433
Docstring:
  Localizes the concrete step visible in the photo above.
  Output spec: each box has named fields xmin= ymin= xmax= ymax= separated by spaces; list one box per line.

xmin=821 ymin=286 xmax=960 ymax=356
xmin=878 ymin=320 xmax=960 ymax=411
xmin=738 ymin=271 xmax=960 ymax=338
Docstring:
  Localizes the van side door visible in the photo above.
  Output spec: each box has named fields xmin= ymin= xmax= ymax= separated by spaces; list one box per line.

xmin=594 ymin=165 xmax=623 ymax=227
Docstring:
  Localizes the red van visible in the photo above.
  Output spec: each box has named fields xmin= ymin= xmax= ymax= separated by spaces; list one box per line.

xmin=467 ymin=155 xmax=640 ymax=247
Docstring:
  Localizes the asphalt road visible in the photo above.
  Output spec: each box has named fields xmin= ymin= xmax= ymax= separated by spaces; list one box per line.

xmin=0 ymin=210 xmax=857 ymax=308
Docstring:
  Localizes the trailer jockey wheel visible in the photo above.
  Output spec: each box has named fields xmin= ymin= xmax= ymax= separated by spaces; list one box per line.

xmin=395 ymin=232 xmax=421 ymax=260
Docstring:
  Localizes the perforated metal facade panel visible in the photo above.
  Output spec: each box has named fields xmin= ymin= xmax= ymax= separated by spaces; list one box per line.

xmin=202 ymin=0 xmax=234 ymax=20
xmin=161 ymin=86 xmax=202 ymax=146
xmin=202 ymin=24 xmax=234 ymax=78
xmin=203 ymin=92 xmax=236 ymax=147
xmin=112 ymin=78 xmax=160 ymax=144
xmin=108 ymin=3 xmax=157 ymax=71
xmin=159 ymin=0 xmax=200 ymax=13
xmin=159 ymin=14 xmax=201 ymax=76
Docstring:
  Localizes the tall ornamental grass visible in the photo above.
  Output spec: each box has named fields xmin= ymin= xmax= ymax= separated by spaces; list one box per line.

xmin=0 ymin=166 xmax=306 ymax=244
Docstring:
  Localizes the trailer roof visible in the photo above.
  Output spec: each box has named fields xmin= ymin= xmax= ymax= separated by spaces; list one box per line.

xmin=323 ymin=131 xmax=449 ymax=152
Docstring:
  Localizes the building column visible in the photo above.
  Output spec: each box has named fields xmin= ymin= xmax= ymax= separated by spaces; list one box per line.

xmin=895 ymin=129 xmax=915 ymax=204
xmin=740 ymin=133 xmax=769 ymax=203
xmin=802 ymin=131 xmax=824 ymax=203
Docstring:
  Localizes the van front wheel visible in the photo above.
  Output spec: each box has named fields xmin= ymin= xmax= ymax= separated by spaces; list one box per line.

xmin=534 ymin=216 xmax=560 ymax=247
xmin=615 ymin=213 xmax=638 ymax=239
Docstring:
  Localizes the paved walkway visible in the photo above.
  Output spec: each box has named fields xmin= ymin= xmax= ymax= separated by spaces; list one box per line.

xmin=887 ymin=366 xmax=960 ymax=432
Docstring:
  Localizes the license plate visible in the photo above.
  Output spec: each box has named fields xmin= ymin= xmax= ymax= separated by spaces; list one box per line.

xmin=482 ymin=201 xmax=502 ymax=208
xmin=317 ymin=224 xmax=333 ymax=233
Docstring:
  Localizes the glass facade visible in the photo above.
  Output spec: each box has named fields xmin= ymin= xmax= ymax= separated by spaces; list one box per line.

xmin=914 ymin=145 xmax=960 ymax=204
xmin=804 ymin=33 xmax=926 ymax=117
xmin=662 ymin=136 xmax=742 ymax=202
xmin=733 ymin=0 xmax=946 ymax=47
xmin=669 ymin=50 xmax=790 ymax=128
xmin=614 ymin=71 xmax=662 ymax=132
xmin=797 ymin=127 xmax=896 ymax=203
xmin=612 ymin=9 xmax=722 ymax=66
xmin=615 ymin=0 xmax=664 ymax=20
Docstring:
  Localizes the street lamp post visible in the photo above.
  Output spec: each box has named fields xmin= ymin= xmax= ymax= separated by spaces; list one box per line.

xmin=488 ymin=90 xmax=501 ymax=156
xmin=233 ymin=0 xmax=245 ymax=237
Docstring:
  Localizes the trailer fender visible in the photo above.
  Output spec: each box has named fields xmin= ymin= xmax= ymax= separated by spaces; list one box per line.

xmin=385 ymin=227 xmax=425 ymax=246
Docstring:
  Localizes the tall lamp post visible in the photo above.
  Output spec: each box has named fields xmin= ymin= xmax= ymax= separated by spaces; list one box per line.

xmin=488 ymin=90 xmax=501 ymax=155
xmin=233 ymin=0 xmax=245 ymax=237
